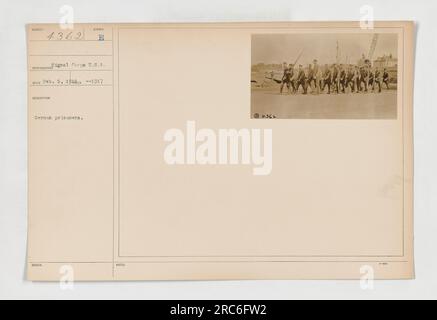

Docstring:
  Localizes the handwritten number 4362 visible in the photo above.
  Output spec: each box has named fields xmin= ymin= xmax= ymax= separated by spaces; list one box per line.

xmin=47 ymin=31 xmax=84 ymax=41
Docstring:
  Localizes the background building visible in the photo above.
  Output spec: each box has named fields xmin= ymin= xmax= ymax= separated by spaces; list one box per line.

xmin=374 ymin=54 xmax=398 ymax=68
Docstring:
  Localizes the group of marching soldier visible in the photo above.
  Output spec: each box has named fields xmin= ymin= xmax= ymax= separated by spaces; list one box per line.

xmin=278 ymin=59 xmax=391 ymax=95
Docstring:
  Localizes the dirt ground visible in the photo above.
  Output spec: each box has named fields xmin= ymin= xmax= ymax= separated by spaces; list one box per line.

xmin=251 ymin=86 xmax=398 ymax=119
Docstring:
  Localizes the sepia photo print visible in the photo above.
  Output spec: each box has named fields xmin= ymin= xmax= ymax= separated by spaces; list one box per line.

xmin=251 ymin=33 xmax=399 ymax=119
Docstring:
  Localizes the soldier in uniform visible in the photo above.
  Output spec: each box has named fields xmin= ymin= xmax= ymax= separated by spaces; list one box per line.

xmin=332 ymin=64 xmax=339 ymax=94
xmin=322 ymin=64 xmax=332 ymax=94
xmin=346 ymin=65 xmax=355 ymax=93
xmin=307 ymin=64 xmax=316 ymax=94
xmin=383 ymin=68 xmax=390 ymax=90
xmin=374 ymin=68 xmax=382 ymax=93
xmin=354 ymin=66 xmax=361 ymax=93
xmin=288 ymin=63 xmax=296 ymax=93
xmin=313 ymin=59 xmax=320 ymax=94
xmin=317 ymin=66 xmax=324 ymax=94
xmin=280 ymin=63 xmax=293 ymax=94
xmin=339 ymin=64 xmax=347 ymax=93
xmin=291 ymin=64 xmax=298 ymax=93
xmin=359 ymin=66 xmax=368 ymax=93
xmin=368 ymin=68 xmax=375 ymax=92
xmin=296 ymin=65 xmax=307 ymax=94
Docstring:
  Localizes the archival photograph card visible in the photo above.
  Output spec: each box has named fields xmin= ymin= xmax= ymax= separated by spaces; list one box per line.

xmin=27 ymin=21 xmax=415 ymax=281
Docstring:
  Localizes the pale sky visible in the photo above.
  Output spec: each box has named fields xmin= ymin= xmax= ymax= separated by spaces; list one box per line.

xmin=252 ymin=33 xmax=398 ymax=65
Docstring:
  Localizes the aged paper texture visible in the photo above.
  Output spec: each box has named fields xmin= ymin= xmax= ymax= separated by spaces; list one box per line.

xmin=27 ymin=22 xmax=415 ymax=281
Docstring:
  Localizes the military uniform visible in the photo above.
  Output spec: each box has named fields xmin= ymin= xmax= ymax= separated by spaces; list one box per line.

xmin=332 ymin=66 xmax=339 ymax=93
xmin=313 ymin=64 xmax=320 ymax=94
xmin=354 ymin=68 xmax=360 ymax=93
xmin=339 ymin=69 xmax=347 ymax=93
xmin=280 ymin=67 xmax=293 ymax=94
xmin=374 ymin=70 xmax=382 ymax=93
xmin=307 ymin=67 xmax=316 ymax=93
xmin=359 ymin=67 xmax=368 ymax=92
xmin=322 ymin=68 xmax=332 ymax=94
xmin=346 ymin=68 xmax=355 ymax=93
xmin=368 ymin=71 xmax=374 ymax=91
xmin=383 ymin=71 xmax=390 ymax=90
xmin=296 ymin=68 xmax=307 ymax=94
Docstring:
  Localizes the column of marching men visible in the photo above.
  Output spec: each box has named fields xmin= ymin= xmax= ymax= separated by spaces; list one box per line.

xmin=278 ymin=59 xmax=391 ymax=95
